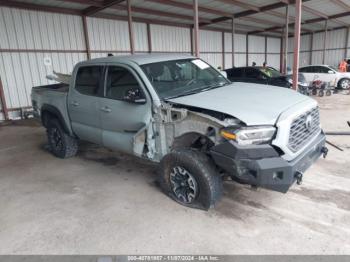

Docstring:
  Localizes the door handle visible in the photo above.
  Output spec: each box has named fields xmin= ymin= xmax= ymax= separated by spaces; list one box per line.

xmin=100 ymin=106 xmax=112 ymax=113
xmin=71 ymin=101 xmax=79 ymax=107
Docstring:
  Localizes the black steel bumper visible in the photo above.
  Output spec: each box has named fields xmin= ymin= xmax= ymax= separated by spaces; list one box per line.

xmin=210 ymin=132 xmax=326 ymax=193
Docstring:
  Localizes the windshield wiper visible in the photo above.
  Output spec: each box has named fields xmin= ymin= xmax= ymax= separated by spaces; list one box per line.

xmin=165 ymin=82 xmax=229 ymax=100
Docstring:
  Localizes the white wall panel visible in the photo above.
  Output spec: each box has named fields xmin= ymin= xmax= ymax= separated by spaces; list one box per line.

xmin=327 ymin=28 xmax=346 ymax=49
xmin=248 ymin=35 xmax=265 ymax=53
xmin=267 ymin=54 xmax=280 ymax=70
xmin=235 ymin=54 xmax=247 ymax=67
xmin=87 ymin=17 xmax=130 ymax=51
xmin=224 ymin=54 xmax=247 ymax=69
xmin=151 ymin=25 xmax=190 ymax=52
xmin=200 ymin=30 xmax=222 ymax=52
xmin=224 ymin=33 xmax=247 ymax=53
xmin=0 ymin=7 xmax=85 ymax=50
xmin=312 ymin=51 xmax=323 ymax=64
xmin=313 ymin=32 xmax=325 ymax=50
xmin=224 ymin=54 xmax=232 ymax=69
xmin=301 ymin=35 xmax=311 ymax=51
xmin=325 ymin=49 xmax=344 ymax=66
xmin=200 ymin=53 xmax=222 ymax=69
xmin=0 ymin=52 xmax=86 ymax=109
xmin=267 ymin=38 xmax=280 ymax=53
xmin=248 ymin=54 xmax=265 ymax=67
xmin=134 ymin=22 xmax=148 ymax=52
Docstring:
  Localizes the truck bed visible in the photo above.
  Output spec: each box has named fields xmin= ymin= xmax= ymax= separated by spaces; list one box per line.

xmin=32 ymin=83 xmax=69 ymax=93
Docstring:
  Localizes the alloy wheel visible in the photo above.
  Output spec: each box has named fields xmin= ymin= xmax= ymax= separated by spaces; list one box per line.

xmin=170 ymin=166 xmax=198 ymax=204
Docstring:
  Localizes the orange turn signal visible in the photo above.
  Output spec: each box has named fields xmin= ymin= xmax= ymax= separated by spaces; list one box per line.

xmin=220 ymin=130 xmax=236 ymax=140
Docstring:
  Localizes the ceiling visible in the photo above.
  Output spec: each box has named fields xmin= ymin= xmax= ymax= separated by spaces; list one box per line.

xmin=1 ymin=0 xmax=350 ymax=37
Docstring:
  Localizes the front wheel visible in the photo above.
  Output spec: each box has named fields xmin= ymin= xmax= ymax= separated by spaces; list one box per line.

xmin=338 ymin=78 xmax=350 ymax=90
xmin=159 ymin=149 xmax=223 ymax=210
xmin=47 ymin=118 xmax=78 ymax=158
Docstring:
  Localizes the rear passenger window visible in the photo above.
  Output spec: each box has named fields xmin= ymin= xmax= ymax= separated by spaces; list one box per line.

xmin=75 ymin=66 xmax=103 ymax=96
xmin=105 ymin=66 xmax=143 ymax=100
xmin=229 ymin=68 xmax=244 ymax=78
xmin=245 ymin=68 xmax=259 ymax=78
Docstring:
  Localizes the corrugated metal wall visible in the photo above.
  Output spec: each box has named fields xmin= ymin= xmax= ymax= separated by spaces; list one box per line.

xmin=287 ymin=28 xmax=349 ymax=69
xmin=5 ymin=6 xmax=340 ymax=120
xmin=0 ymin=6 xmax=87 ymax=119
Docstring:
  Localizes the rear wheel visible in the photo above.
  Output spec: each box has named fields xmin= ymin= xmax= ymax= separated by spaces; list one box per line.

xmin=318 ymin=90 xmax=324 ymax=97
xmin=159 ymin=149 xmax=222 ymax=210
xmin=47 ymin=118 xmax=78 ymax=158
xmin=338 ymin=78 xmax=350 ymax=90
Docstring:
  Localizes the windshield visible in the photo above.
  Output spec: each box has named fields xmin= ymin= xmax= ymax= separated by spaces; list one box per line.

xmin=259 ymin=67 xmax=281 ymax=78
xmin=141 ymin=59 xmax=230 ymax=99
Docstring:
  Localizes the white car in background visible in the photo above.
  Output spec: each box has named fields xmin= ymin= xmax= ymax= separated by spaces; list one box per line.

xmin=299 ymin=65 xmax=350 ymax=89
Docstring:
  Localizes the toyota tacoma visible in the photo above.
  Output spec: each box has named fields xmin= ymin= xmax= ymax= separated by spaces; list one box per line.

xmin=31 ymin=54 xmax=327 ymax=209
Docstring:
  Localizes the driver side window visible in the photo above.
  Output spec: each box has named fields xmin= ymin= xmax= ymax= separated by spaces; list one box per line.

xmin=105 ymin=66 xmax=144 ymax=100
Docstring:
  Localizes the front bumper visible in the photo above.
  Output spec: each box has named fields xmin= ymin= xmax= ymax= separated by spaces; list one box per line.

xmin=210 ymin=132 xmax=326 ymax=193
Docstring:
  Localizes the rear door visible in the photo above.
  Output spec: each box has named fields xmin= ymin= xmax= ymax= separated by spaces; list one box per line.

xmin=314 ymin=66 xmax=337 ymax=85
xmin=99 ymin=64 xmax=152 ymax=155
xmin=68 ymin=65 xmax=104 ymax=144
xmin=299 ymin=66 xmax=315 ymax=83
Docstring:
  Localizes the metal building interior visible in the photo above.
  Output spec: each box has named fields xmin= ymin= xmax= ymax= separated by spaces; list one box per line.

xmin=0 ymin=0 xmax=350 ymax=257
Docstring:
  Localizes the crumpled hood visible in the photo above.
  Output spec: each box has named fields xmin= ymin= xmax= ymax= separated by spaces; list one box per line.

xmin=167 ymin=82 xmax=312 ymax=125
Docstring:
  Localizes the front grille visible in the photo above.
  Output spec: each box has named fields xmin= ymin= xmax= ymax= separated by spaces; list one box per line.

xmin=288 ymin=107 xmax=320 ymax=152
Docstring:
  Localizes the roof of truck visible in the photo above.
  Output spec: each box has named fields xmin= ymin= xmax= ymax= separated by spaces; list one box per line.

xmin=83 ymin=53 xmax=194 ymax=65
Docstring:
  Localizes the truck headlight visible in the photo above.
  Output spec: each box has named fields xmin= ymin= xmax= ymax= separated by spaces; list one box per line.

xmin=220 ymin=126 xmax=276 ymax=145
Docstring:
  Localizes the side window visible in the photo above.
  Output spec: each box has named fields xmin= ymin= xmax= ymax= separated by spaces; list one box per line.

xmin=245 ymin=68 xmax=259 ymax=78
xmin=105 ymin=66 xmax=144 ymax=100
xmin=318 ymin=66 xmax=330 ymax=73
xmin=230 ymin=68 xmax=243 ymax=78
xmin=299 ymin=67 xmax=309 ymax=73
xmin=75 ymin=66 xmax=103 ymax=96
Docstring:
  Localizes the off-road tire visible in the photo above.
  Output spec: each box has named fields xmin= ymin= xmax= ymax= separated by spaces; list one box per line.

xmin=318 ymin=90 xmax=324 ymax=97
xmin=47 ymin=118 xmax=78 ymax=158
xmin=159 ymin=149 xmax=223 ymax=210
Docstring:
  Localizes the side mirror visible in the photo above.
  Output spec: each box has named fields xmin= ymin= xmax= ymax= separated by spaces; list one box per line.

xmin=328 ymin=70 xmax=335 ymax=74
xmin=123 ymin=88 xmax=146 ymax=104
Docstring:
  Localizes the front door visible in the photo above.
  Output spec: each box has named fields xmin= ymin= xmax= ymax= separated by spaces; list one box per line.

xmin=100 ymin=65 xmax=152 ymax=155
xmin=68 ymin=65 xmax=104 ymax=145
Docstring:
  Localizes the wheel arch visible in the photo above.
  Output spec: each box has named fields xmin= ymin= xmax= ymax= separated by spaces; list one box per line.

xmin=337 ymin=77 xmax=350 ymax=88
xmin=171 ymin=132 xmax=214 ymax=151
xmin=41 ymin=104 xmax=71 ymax=134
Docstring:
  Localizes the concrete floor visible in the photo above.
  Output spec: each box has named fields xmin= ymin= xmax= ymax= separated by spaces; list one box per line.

xmin=0 ymin=93 xmax=350 ymax=255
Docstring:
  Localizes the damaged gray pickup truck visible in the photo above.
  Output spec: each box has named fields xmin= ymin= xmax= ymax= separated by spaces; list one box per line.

xmin=31 ymin=54 xmax=328 ymax=209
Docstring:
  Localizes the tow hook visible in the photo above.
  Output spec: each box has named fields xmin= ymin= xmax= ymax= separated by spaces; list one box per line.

xmin=295 ymin=171 xmax=303 ymax=185
xmin=321 ymin=146 xmax=328 ymax=158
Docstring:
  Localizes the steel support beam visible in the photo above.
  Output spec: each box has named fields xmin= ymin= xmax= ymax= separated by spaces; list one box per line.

xmin=283 ymin=5 xmax=289 ymax=74
xmin=222 ymin=32 xmax=225 ymax=69
xmin=264 ymin=36 xmax=268 ymax=63
xmin=82 ymin=16 xmax=91 ymax=59
xmin=0 ymin=77 xmax=9 ymax=120
xmin=292 ymin=0 xmax=302 ymax=91
xmin=147 ymin=23 xmax=152 ymax=53
xmin=246 ymin=34 xmax=249 ymax=66
xmin=310 ymin=32 xmax=314 ymax=64
xmin=322 ymin=20 xmax=328 ymax=64
xmin=127 ymin=0 xmax=135 ymax=54
xmin=82 ymin=0 xmax=125 ymax=16
xmin=232 ymin=17 xmax=235 ymax=67
xmin=193 ymin=0 xmax=200 ymax=57
xmin=345 ymin=27 xmax=350 ymax=58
